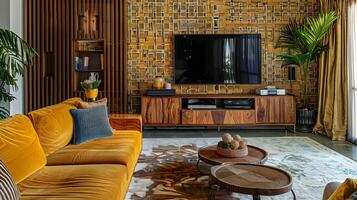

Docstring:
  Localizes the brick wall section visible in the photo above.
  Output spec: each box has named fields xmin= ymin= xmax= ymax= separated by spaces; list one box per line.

xmin=127 ymin=0 xmax=320 ymax=113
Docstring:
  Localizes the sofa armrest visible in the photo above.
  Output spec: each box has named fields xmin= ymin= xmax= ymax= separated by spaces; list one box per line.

xmin=323 ymin=182 xmax=341 ymax=200
xmin=109 ymin=114 xmax=142 ymax=132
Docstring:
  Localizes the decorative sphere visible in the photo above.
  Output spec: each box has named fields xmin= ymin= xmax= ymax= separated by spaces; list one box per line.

xmin=230 ymin=140 xmax=240 ymax=150
xmin=233 ymin=134 xmax=242 ymax=141
xmin=238 ymin=140 xmax=247 ymax=149
xmin=217 ymin=141 xmax=230 ymax=149
xmin=222 ymin=133 xmax=233 ymax=143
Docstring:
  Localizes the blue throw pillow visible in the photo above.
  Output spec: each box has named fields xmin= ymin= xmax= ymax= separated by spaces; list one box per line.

xmin=70 ymin=105 xmax=113 ymax=144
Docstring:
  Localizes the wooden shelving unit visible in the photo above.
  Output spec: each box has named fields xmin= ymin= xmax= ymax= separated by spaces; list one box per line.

xmin=73 ymin=39 xmax=104 ymax=92
xmin=24 ymin=0 xmax=127 ymax=113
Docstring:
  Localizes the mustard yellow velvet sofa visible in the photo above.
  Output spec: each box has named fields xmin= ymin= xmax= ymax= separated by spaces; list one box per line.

xmin=0 ymin=98 xmax=142 ymax=200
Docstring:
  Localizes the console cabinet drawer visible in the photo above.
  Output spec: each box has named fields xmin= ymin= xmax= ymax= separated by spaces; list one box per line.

xmin=256 ymin=96 xmax=296 ymax=124
xmin=141 ymin=97 xmax=181 ymax=125
xmin=182 ymin=110 xmax=256 ymax=125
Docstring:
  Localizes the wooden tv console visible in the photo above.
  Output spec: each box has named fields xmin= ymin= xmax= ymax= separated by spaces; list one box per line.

xmin=141 ymin=94 xmax=296 ymax=128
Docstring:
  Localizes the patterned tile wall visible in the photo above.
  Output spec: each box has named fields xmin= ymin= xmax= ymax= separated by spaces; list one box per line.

xmin=127 ymin=0 xmax=320 ymax=113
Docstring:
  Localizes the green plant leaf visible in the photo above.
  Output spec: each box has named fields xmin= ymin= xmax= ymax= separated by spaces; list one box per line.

xmin=299 ymin=11 xmax=337 ymax=52
xmin=0 ymin=29 xmax=37 ymax=108
xmin=80 ymin=80 xmax=102 ymax=90
xmin=276 ymin=11 xmax=337 ymax=108
xmin=0 ymin=106 xmax=9 ymax=119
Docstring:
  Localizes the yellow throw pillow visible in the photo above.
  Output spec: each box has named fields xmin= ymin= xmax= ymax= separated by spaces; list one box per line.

xmin=77 ymin=98 xmax=107 ymax=109
xmin=62 ymin=97 xmax=82 ymax=107
xmin=329 ymin=178 xmax=357 ymax=200
xmin=0 ymin=115 xmax=46 ymax=183
xmin=28 ymin=103 xmax=76 ymax=155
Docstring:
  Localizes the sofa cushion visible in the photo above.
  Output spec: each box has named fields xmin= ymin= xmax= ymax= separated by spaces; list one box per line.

xmin=18 ymin=164 xmax=128 ymax=200
xmin=28 ymin=103 xmax=77 ymax=155
xmin=62 ymin=97 xmax=82 ymax=107
xmin=0 ymin=115 xmax=46 ymax=183
xmin=70 ymin=105 xmax=113 ymax=144
xmin=46 ymin=130 xmax=142 ymax=177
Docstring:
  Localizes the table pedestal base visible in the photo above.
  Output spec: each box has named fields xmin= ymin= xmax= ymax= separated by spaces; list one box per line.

xmin=253 ymin=195 xmax=261 ymax=200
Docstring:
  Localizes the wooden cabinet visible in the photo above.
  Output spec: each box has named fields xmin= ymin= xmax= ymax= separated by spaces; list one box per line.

xmin=256 ymin=96 xmax=296 ymax=124
xmin=141 ymin=95 xmax=296 ymax=127
xmin=141 ymin=97 xmax=181 ymax=125
xmin=182 ymin=110 xmax=256 ymax=125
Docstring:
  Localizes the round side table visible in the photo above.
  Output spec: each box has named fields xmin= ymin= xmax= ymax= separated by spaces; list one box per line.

xmin=210 ymin=163 xmax=295 ymax=200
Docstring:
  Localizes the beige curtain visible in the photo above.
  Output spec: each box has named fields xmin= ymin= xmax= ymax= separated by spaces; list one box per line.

xmin=313 ymin=0 xmax=348 ymax=141
xmin=347 ymin=0 xmax=357 ymax=143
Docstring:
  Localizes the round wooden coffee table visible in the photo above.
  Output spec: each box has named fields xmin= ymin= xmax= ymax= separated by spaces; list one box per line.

xmin=197 ymin=145 xmax=268 ymax=167
xmin=210 ymin=163 xmax=295 ymax=200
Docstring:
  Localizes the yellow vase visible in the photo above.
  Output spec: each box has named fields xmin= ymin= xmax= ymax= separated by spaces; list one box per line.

xmin=85 ymin=89 xmax=98 ymax=100
xmin=153 ymin=77 xmax=164 ymax=89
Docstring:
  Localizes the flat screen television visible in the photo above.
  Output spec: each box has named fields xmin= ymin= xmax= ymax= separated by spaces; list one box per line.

xmin=174 ymin=34 xmax=261 ymax=84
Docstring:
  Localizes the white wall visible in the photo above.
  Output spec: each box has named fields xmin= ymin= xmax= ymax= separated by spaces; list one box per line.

xmin=0 ymin=0 xmax=24 ymax=115
xmin=9 ymin=0 xmax=24 ymax=115
xmin=0 ymin=1 xmax=10 ymax=28
xmin=0 ymin=0 xmax=11 ymax=114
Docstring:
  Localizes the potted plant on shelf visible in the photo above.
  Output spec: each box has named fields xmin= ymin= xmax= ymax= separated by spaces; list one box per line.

xmin=276 ymin=11 xmax=337 ymax=132
xmin=165 ymin=77 xmax=172 ymax=89
xmin=80 ymin=79 xmax=101 ymax=101
xmin=0 ymin=29 xmax=37 ymax=119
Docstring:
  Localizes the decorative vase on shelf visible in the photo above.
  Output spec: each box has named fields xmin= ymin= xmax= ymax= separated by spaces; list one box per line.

xmin=89 ymin=72 xmax=99 ymax=82
xmin=85 ymin=89 xmax=98 ymax=102
xmin=80 ymin=77 xmax=102 ymax=102
xmin=153 ymin=77 xmax=164 ymax=89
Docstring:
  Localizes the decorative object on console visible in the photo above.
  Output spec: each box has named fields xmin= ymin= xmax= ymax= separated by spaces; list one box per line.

xmin=277 ymin=11 xmax=337 ymax=132
xmin=256 ymin=86 xmax=286 ymax=96
xmin=165 ymin=77 xmax=172 ymax=89
xmin=216 ymin=133 xmax=248 ymax=158
xmin=80 ymin=73 xmax=101 ymax=101
xmin=70 ymin=105 xmax=112 ymax=144
xmin=152 ymin=76 xmax=165 ymax=89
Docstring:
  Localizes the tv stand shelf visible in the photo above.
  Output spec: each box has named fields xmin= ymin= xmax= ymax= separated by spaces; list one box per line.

xmin=141 ymin=94 xmax=296 ymax=127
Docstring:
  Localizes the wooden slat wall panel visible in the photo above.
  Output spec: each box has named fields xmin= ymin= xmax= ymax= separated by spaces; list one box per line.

xmin=24 ymin=0 xmax=127 ymax=114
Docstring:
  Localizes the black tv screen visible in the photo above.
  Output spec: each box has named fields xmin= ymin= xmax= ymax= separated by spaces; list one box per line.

xmin=174 ymin=34 xmax=261 ymax=84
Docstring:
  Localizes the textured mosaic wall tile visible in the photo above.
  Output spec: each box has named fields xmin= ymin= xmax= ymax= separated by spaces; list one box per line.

xmin=127 ymin=0 xmax=320 ymax=113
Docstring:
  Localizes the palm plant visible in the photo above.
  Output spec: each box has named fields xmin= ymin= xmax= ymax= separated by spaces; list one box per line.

xmin=277 ymin=11 xmax=337 ymax=108
xmin=0 ymin=29 xmax=37 ymax=119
